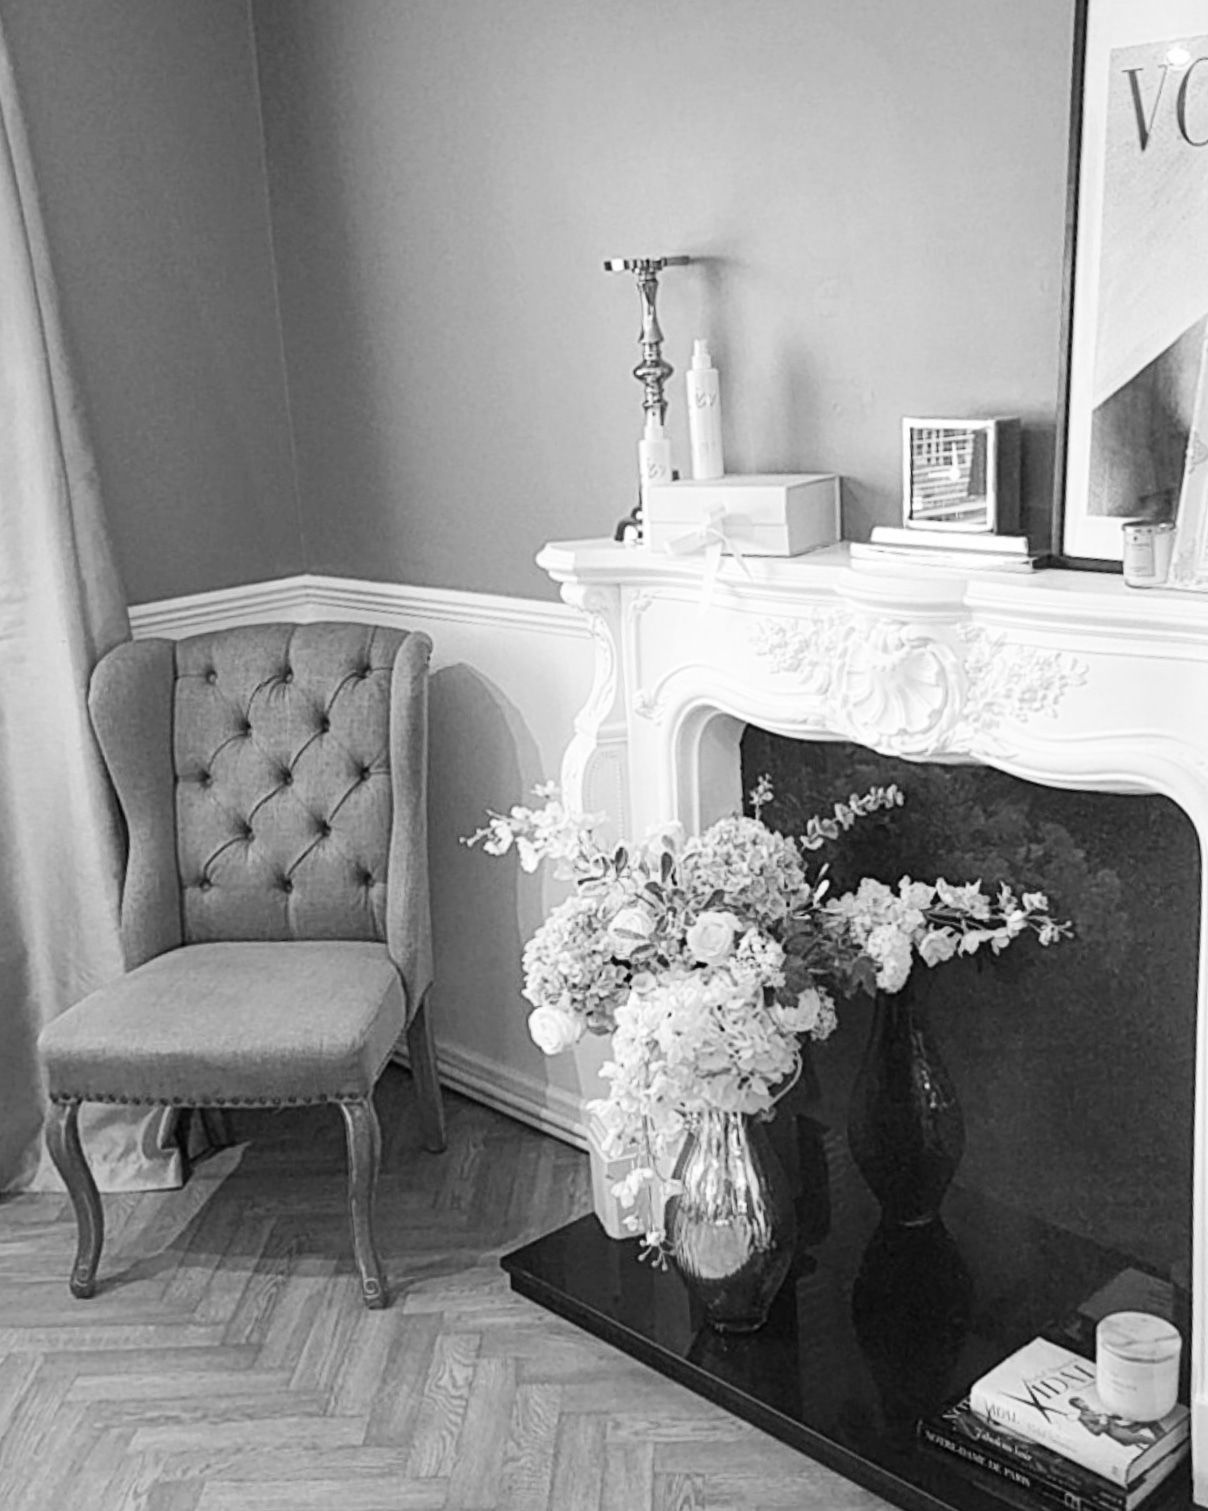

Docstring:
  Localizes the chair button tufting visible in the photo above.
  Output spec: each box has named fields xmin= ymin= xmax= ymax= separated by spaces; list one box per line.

xmin=241 ymin=823 xmax=254 ymax=841
xmin=198 ymin=878 xmax=212 ymax=892
xmin=239 ymin=720 xmax=252 ymax=736
xmin=319 ymin=716 xmax=331 ymax=733
xmin=198 ymin=771 xmax=212 ymax=788
xmin=281 ymin=771 xmax=293 ymax=787
xmin=205 ymin=670 xmax=218 ymax=685
xmin=357 ymin=665 xmax=371 ymax=680
xmin=317 ymin=820 xmax=331 ymax=837
xmin=279 ymin=877 xmax=293 ymax=894
xmin=282 ymin=669 xmax=294 ymax=684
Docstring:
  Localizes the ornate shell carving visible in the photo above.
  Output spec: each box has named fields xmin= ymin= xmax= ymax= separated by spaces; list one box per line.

xmin=840 ymin=622 xmax=957 ymax=753
xmin=750 ymin=611 xmax=1087 ymax=758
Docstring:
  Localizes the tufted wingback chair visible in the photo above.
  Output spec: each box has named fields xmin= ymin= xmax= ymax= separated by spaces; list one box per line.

xmin=38 ymin=622 xmax=446 ymax=1309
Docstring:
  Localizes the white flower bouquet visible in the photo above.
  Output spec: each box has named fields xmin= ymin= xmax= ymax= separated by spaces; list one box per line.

xmin=466 ymin=779 xmax=1069 ymax=1254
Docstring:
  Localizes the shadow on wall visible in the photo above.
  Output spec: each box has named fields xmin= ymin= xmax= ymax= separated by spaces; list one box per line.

xmin=427 ymin=662 xmax=574 ymax=1091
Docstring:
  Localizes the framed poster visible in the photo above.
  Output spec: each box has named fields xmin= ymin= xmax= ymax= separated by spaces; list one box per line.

xmin=1054 ymin=0 xmax=1208 ymax=574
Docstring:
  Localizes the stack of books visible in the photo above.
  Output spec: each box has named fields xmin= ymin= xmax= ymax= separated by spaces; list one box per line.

xmin=919 ymin=1335 xmax=1190 ymax=1510
xmin=850 ymin=525 xmax=1047 ymax=573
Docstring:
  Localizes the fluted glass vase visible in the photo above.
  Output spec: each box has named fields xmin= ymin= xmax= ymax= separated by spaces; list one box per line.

xmin=847 ymin=987 xmax=965 ymax=1226
xmin=665 ymin=1108 xmax=797 ymax=1333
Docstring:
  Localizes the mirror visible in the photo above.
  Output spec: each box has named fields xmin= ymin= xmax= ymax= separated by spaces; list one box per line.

xmin=901 ymin=417 xmax=1019 ymax=535
xmin=906 ymin=425 xmax=989 ymax=528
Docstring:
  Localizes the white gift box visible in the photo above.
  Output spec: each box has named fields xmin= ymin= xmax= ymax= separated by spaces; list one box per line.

xmin=643 ymin=473 xmax=841 ymax=558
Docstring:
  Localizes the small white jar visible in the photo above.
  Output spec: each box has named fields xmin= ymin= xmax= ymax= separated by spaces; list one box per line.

xmin=1121 ymin=520 xmax=1175 ymax=588
xmin=1095 ymin=1311 xmax=1181 ymax=1420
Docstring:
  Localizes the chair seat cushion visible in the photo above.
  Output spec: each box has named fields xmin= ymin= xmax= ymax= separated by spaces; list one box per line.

xmin=39 ymin=941 xmax=406 ymax=1106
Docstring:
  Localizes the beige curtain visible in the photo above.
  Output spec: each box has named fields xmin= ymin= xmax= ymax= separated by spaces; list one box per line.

xmin=0 ymin=20 xmax=182 ymax=1193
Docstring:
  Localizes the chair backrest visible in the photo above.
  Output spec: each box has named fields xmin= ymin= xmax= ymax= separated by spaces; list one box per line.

xmin=88 ymin=622 xmax=433 ymax=995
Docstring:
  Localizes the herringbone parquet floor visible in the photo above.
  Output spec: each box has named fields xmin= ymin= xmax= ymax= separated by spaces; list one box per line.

xmin=0 ymin=1067 xmax=890 ymax=1510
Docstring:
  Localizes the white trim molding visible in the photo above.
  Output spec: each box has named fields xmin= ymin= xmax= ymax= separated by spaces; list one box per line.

xmin=129 ymin=572 xmax=587 ymax=642
xmin=128 ymin=576 xmax=315 ymax=637
xmin=390 ymin=1039 xmax=589 ymax=1152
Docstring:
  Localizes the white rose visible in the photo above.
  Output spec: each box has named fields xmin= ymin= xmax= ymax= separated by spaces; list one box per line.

xmin=527 ymin=1005 xmax=584 ymax=1055
xmin=607 ymin=905 xmax=656 ymax=959
xmin=918 ymin=929 xmax=958 ymax=967
xmin=685 ymin=909 xmax=741 ymax=966
xmin=875 ymin=950 xmax=912 ymax=993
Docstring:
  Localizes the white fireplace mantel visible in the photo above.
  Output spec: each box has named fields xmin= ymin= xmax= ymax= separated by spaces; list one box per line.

xmin=538 ymin=535 xmax=1208 ymax=1499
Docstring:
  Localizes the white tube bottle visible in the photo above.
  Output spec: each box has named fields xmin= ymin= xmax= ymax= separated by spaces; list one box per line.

xmin=638 ymin=413 xmax=673 ymax=504
xmin=685 ymin=338 xmax=725 ymax=480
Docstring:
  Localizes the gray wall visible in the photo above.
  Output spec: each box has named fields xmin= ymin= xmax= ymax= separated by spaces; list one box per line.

xmin=3 ymin=1 xmax=1077 ymax=605
xmin=253 ymin=0 xmax=1076 ymax=601
xmin=0 ymin=0 xmax=300 ymax=605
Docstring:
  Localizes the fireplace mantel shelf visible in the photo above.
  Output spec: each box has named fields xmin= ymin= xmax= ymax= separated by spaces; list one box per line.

xmin=538 ymin=537 xmax=1208 ymax=639
xmin=530 ymin=534 xmax=1208 ymax=1507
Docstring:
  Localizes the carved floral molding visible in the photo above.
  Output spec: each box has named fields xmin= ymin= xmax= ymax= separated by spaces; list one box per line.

xmin=749 ymin=610 xmax=1088 ymax=758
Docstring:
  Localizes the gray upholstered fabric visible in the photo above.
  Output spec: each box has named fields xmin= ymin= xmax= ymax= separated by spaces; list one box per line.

xmin=88 ymin=639 xmax=184 ymax=971
xmin=86 ymin=621 xmax=434 ymax=1023
xmin=174 ymin=622 xmax=402 ymax=946
xmin=386 ymin=633 xmax=433 ymax=1012
xmin=39 ymin=941 xmax=405 ymax=1105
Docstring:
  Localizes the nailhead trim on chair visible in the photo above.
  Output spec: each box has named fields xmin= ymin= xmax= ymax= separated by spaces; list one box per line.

xmin=48 ymin=1091 xmax=372 ymax=1107
xmin=47 ymin=1047 xmax=400 ymax=1110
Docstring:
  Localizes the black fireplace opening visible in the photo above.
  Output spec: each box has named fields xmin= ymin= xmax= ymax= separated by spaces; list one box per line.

xmin=739 ymin=727 xmax=1200 ymax=1285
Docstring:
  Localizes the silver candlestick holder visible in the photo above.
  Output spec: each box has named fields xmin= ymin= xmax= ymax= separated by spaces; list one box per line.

xmin=604 ymin=254 xmax=691 ymax=425
xmin=604 ymin=255 xmax=690 ymax=542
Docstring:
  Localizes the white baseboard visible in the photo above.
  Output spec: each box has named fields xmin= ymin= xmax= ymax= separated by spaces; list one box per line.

xmin=392 ymin=1040 xmax=590 ymax=1152
xmin=128 ymin=571 xmax=592 ymax=1154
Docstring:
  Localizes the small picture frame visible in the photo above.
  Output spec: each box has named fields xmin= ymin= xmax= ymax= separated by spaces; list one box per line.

xmin=901 ymin=417 xmax=1021 ymax=535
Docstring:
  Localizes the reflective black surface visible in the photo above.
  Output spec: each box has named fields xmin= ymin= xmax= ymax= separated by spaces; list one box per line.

xmin=503 ymin=1122 xmax=1193 ymax=1511
xmin=739 ymin=734 xmax=1199 ymax=1279
xmin=847 ymin=990 xmax=966 ymax=1228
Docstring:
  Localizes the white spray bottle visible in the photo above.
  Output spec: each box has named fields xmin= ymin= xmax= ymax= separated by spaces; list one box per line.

xmin=638 ymin=412 xmax=673 ymax=504
xmin=685 ymin=339 xmax=725 ymax=480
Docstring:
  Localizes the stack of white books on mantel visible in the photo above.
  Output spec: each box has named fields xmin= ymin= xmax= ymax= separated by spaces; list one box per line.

xmin=850 ymin=525 xmax=1047 ymax=573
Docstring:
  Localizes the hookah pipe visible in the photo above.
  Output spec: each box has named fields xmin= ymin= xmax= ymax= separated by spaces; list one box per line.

xmin=603 ymin=255 xmax=690 ymax=542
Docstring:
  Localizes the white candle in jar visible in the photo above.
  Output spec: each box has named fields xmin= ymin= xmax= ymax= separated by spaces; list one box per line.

xmin=1095 ymin=1311 xmax=1181 ymax=1420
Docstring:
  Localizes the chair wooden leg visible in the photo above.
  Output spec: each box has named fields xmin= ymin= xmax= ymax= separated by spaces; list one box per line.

xmin=340 ymin=1098 xmax=387 ymax=1309
xmin=407 ymin=995 xmax=447 ymax=1154
xmin=44 ymin=1101 xmax=103 ymax=1299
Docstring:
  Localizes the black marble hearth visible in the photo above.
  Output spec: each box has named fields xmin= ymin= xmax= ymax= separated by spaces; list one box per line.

xmin=502 ymin=1121 xmax=1194 ymax=1511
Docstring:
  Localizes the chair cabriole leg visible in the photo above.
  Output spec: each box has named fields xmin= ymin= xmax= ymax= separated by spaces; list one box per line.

xmin=340 ymin=1097 xmax=387 ymax=1309
xmin=45 ymin=1100 xmax=103 ymax=1299
xmin=406 ymin=995 xmax=447 ymax=1154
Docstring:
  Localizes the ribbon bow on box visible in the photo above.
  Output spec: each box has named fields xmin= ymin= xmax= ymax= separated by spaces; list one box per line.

xmin=663 ymin=503 xmax=755 ymax=608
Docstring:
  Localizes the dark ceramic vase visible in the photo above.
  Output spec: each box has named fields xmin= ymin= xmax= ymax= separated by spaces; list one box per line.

xmin=847 ymin=988 xmax=966 ymax=1226
xmin=666 ymin=1109 xmax=797 ymax=1333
